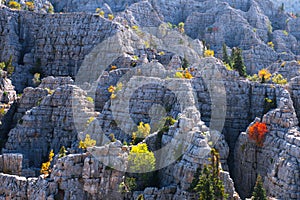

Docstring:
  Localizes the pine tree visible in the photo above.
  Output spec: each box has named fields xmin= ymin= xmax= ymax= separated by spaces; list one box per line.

xmin=252 ymin=175 xmax=267 ymax=200
xmin=194 ymin=149 xmax=228 ymax=200
xmin=222 ymin=43 xmax=231 ymax=65
xmin=195 ymin=165 xmax=214 ymax=200
xmin=232 ymin=48 xmax=247 ymax=77
xmin=182 ymin=57 xmax=189 ymax=70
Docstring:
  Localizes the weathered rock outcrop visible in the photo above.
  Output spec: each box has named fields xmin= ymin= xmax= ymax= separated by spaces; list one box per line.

xmin=0 ymin=71 xmax=17 ymax=151
xmin=0 ymin=150 xmax=125 ymax=199
xmin=0 ymin=5 xmax=120 ymax=91
xmin=1 ymin=0 xmax=300 ymax=91
xmin=3 ymin=82 xmax=96 ymax=169
xmin=234 ymin=87 xmax=300 ymax=199
xmin=0 ymin=0 xmax=300 ymax=199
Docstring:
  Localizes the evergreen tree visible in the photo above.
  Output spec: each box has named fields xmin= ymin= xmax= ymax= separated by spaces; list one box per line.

xmin=280 ymin=3 xmax=284 ymax=12
xmin=182 ymin=57 xmax=189 ymax=70
xmin=195 ymin=165 xmax=214 ymax=200
xmin=232 ymin=48 xmax=247 ymax=77
xmin=252 ymin=175 xmax=267 ymax=200
xmin=222 ymin=43 xmax=231 ymax=65
xmin=194 ymin=149 xmax=228 ymax=200
xmin=230 ymin=47 xmax=236 ymax=64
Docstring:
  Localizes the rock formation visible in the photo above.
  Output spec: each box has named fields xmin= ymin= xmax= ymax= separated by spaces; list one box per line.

xmin=0 ymin=0 xmax=300 ymax=199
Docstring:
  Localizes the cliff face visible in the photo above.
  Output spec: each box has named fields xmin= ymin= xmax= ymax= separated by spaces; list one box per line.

xmin=0 ymin=6 xmax=120 ymax=91
xmin=234 ymin=87 xmax=300 ymax=199
xmin=1 ymin=0 xmax=300 ymax=92
xmin=0 ymin=0 xmax=300 ymax=199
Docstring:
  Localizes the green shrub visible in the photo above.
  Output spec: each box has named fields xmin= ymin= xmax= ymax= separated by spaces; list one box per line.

xmin=222 ymin=43 xmax=231 ymax=66
xmin=48 ymin=5 xmax=54 ymax=13
xmin=118 ymin=177 xmax=136 ymax=193
xmin=8 ymin=1 xmax=21 ymax=10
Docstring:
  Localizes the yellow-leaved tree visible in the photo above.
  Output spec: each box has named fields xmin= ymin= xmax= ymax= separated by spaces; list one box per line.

xmin=132 ymin=122 xmax=150 ymax=144
xmin=40 ymin=149 xmax=54 ymax=177
xmin=79 ymin=134 xmax=96 ymax=150
xmin=128 ymin=143 xmax=155 ymax=173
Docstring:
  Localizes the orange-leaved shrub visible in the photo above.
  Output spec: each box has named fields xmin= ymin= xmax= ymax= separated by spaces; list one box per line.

xmin=248 ymin=122 xmax=268 ymax=147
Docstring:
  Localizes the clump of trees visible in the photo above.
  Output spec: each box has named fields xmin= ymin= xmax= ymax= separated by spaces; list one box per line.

xmin=222 ymin=44 xmax=247 ymax=77
xmin=192 ymin=148 xmax=228 ymax=200
xmin=248 ymin=68 xmax=287 ymax=85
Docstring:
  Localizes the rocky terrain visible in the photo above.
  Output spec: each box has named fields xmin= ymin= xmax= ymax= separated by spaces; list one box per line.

xmin=0 ymin=0 xmax=299 ymax=199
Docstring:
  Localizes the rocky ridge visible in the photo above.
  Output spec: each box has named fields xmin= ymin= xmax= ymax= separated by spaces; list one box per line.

xmin=0 ymin=0 xmax=300 ymax=199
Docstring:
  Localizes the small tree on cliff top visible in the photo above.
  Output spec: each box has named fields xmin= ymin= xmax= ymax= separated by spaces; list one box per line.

xmin=222 ymin=43 xmax=231 ymax=65
xmin=232 ymin=47 xmax=247 ymax=77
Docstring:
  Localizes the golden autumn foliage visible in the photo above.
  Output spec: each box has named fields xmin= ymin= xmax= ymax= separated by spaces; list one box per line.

xmin=184 ymin=70 xmax=193 ymax=79
xmin=204 ymin=49 xmax=214 ymax=57
xmin=132 ymin=122 xmax=150 ymax=144
xmin=79 ymin=134 xmax=96 ymax=149
xmin=128 ymin=143 xmax=155 ymax=173
xmin=8 ymin=1 xmax=21 ymax=10
xmin=108 ymin=82 xmax=122 ymax=99
xmin=40 ymin=149 xmax=54 ymax=177
xmin=108 ymin=14 xmax=114 ymax=20
xmin=25 ymin=1 xmax=34 ymax=11
xmin=111 ymin=65 xmax=117 ymax=70
xmin=174 ymin=70 xmax=193 ymax=79
xmin=258 ymin=69 xmax=271 ymax=83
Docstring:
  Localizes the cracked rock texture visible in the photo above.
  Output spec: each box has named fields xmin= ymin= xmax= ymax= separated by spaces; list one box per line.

xmin=234 ymin=87 xmax=300 ymax=199
xmin=0 ymin=0 xmax=300 ymax=199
